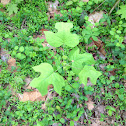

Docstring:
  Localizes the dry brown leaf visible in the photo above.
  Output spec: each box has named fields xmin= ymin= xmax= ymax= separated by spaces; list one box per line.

xmin=85 ymin=96 xmax=94 ymax=110
xmin=88 ymin=11 xmax=104 ymax=28
xmin=40 ymin=28 xmax=48 ymax=35
xmin=41 ymin=91 xmax=57 ymax=110
xmin=18 ymin=90 xmax=46 ymax=102
xmin=86 ymin=100 xmax=94 ymax=110
xmin=24 ymin=77 xmax=34 ymax=90
xmin=1 ymin=0 xmax=10 ymax=5
xmin=7 ymin=58 xmax=17 ymax=72
xmin=47 ymin=0 xmax=62 ymax=20
xmin=90 ymin=118 xmax=107 ymax=126
xmin=1 ymin=48 xmax=11 ymax=62
xmin=91 ymin=38 xmax=106 ymax=56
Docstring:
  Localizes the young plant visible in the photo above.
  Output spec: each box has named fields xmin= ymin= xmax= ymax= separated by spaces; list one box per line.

xmin=29 ymin=22 xmax=102 ymax=96
xmin=105 ymin=106 xmax=116 ymax=116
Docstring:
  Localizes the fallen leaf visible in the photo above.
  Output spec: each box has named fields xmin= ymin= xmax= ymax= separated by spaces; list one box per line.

xmin=41 ymin=91 xmax=57 ymax=110
xmin=88 ymin=11 xmax=104 ymax=28
xmin=18 ymin=89 xmax=47 ymax=102
xmin=48 ymin=0 xmax=59 ymax=10
xmin=7 ymin=58 xmax=17 ymax=72
xmin=24 ymin=77 xmax=33 ymax=90
xmin=47 ymin=0 xmax=62 ymax=20
xmin=90 ymin=118 xmax=107 ymax=126
xmin=1 ymin=48 xmax=11 ymax=62
xmin=1 ymin=0 xmax=10 ymax=5
xmin=95 ymin=105 xmax=105 ymax=117
xmin=86 ymin=100 xmax=94 ymax=110
xmin=85 ymin=96 xmax=94 ymax=110
xmin=40 ymin=28 xmax=48 ymax=35
xmin=91 ymin=38 xmax=106 ymax=56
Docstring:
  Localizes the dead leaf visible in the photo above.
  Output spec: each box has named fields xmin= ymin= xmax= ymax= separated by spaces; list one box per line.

xmin=1 ymin=0 xmax=10 ymax=5
xmin=40 ymin=28 xmax=48 ymax=35
xmin=1 ymin=48 xmax=11 ymax=62
xmin=41 ymin=90 xmax=57 ymax=110
xmin=95 ymin=105 xmax=105 ymax=117
xmin=91 ymin=38 xmax=106 ymax=56
xmin=90 ymin=118 xmax=107 ymax=126
xmin=24 ymin=77 xmax=33 ymax=90
xmin=7 ymin=58 xmax=17 ymax=72
xmin=47 ymin=0 xmax=62 ymax=20
xmin=88 ymin=11 xmax=104 ymax=28
xmin=85 ymin=96 xmax=94 ymax=110
xmin=18 ymin=89 xmax=46 ymax=102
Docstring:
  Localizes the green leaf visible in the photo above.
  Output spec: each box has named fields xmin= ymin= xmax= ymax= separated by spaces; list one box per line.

xmin=7 ymin=3 xmax=18 ymax=15
xmin=69 ymin=47 xmax=95 ymax=74
xmin=116 ymin=5 xmax=126 ymax=19
xmin=70 ymin=121 xmax=74 ymax=126
xmin=92 ymin=36 xmax=98 ymax=41
xmin=60 ymin=118 xmax=65 ymax=123
xmin=108 ymin=110 xmax=112 ymax=116
xmin=79 ymin=65 xmax=102 ymax=85
xmin=44 ymin=22 xmax=79 ymax=47
xmin=30 ymin=63 xmax=65 ymax=96
xmin=19 ymin=46 xmax=24 ymax=52
xmin=93 ymin=0 xmax=104 ymax=4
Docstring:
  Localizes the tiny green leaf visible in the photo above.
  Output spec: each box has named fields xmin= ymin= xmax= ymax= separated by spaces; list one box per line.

xmin=60 ymin=118 xmax=65 ymax=123
xmin=19 ymin=46 xmax=24 ymax=52
xmin=44 ymin=22 xmax=79 ymax=48
xmin=70 ymin=121 xmax=74 ymax=126
xmin=69 ymin=47 xmax=95 ymax=74
xmin=79 ymin=65 xmax=102 ymax=85
xmin=108 ymin=110 xmax=112 ymax=116
xmin=30 ymin=63 xmax=65 ymax=96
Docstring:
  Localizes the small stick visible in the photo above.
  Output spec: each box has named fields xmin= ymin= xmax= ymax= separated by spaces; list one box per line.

xmin=93 ymin=0 xmax=106 ymax=13
xmin=109 ymin=0 xmax=120 ymax=15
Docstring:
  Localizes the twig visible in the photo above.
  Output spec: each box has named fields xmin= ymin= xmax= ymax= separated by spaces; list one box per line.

xmin=93 ymin=0 xmax=106 ymax=13
xmin=109 ymin=0 xmax=120 ymax=15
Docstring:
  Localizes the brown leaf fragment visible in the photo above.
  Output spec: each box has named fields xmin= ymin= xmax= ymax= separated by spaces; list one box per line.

xmin=86 ymin=41 xmax=96 ymax=51
xmin=47 ymin=0 xmax=62 ymax=20
xmin=39 ymin=28 xmax=48 ymax=35
xmin=7 ymin=58 xmax=17 ymax=72
xmin=24 ymin=77 xmax=34 ymax=90
xmin=1 ymin=0 xmax=10 ymax=5
xmin=88 ymin=11 xmax=104 ymax=28
xmin=86 ymin=101 xmax=94 ymax=110
xmin=91 ymin=38 xmax=106 ymax=56
xmin=85 ymin=97 xmax=94 ymax=110
xmin=1 ymin=48 xmax=11 ymax=62
xmin=41 ymin=91 xmax=57 ymax=110
xmin=18 ymin=90 xmax=46 ymax=102
xmin=90 ymin=118 xmax=107 ymax=126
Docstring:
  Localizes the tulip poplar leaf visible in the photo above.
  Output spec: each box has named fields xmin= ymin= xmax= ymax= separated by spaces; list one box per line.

xmin=30 ymin=63 xmax=65 ymax=96
xmin=69 ymin=47 xmax=95 ymax=74
xmin=44 ymin=22 xmax=79 ymax=47
xmin=79 ymin=65 xmax=102 ymax=85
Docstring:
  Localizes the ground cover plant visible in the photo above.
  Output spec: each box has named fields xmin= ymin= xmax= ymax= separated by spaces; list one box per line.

xmin=0 ymin=0 xmax=126 ymax=126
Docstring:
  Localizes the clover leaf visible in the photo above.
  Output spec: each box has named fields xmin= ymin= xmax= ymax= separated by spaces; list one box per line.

xmin=44 ymin=22 xmax=79 ymax=47
xmin=30 ymin=63 xmax=65 ymax=96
